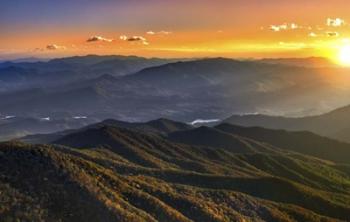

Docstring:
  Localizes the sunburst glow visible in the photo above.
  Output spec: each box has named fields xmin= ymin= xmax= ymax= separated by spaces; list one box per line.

xmin=338 ymin=45 xmax=350 ymax=66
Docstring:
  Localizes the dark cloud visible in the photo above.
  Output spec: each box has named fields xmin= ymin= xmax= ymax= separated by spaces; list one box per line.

xmin=127 ymin=36 xmax=146 ymax=41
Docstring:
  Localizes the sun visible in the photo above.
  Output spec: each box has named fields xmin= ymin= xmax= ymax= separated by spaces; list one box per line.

xmin=338 ymin=45 xmax=350 ymax=66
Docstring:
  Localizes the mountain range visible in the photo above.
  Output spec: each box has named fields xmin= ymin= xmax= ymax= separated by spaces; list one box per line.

xmin=1 ymin=118 xmax=350 ymax=221
xmin=1 ymin=55 xmax=350 ymax=124
xmin=2 ymin=54 xmax=350 ymax=221
xmin=2 ymin=55 xmax=350 ymax=141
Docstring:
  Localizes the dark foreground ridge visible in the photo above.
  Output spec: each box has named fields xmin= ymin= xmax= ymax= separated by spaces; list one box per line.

xmin=225 ymin=103 xmax=350 ymax=143
xmin=1 ymin=119 xmax=350 ymax=221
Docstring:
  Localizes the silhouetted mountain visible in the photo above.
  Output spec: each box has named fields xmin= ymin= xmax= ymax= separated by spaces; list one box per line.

xmin=149 ymin=118 xmax=193 ymax=132
xmin=216 ymin=123 xmax=350 ymax=164
xmin=48 ymin=55 xmax=173 ymax=76
xmin=20 ymin=118 xmax=192 ymax=144
xmin=3 ymin=56 xmax=350 ymax=140
xmin=10 ymin=57 xmax=49 ymax=63
xmin=121 ymin=58 xmax=350 ymax=118
xmin=100 ymin=118 xmax=193 ymax=134
xmin=225 ymin=103 xmax=350 ymax=142
xmin=0 ymin=57 xmax=49 ymax=68
xmin=168 ymin=126 xmax=274 ymax=153
xmin=2 ymin=121 xmax=350 ymax=221
xmin=0 ymin=55 xmax=173 ymax=89
xmin=40 ymin=117 xmax=350 ymax=165
xmin=2 ymin=56 xmax=350 ymax=122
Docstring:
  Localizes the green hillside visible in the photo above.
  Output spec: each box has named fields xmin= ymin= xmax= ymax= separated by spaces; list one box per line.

xmin=1 ymin=122 xmax=350 ymax=221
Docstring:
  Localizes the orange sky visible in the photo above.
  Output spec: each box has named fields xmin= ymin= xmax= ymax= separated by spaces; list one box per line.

xmin=1 ymin=0 xmax=350 ymax=60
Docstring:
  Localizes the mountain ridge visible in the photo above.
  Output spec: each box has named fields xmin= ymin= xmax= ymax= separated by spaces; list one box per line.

xmin=2 ymin=119 xmax=350 ymax=221
xmin=225 ymin=103 xmax=350 ymax=142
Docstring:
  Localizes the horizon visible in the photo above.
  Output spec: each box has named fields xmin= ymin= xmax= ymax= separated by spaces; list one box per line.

xmin=0 ymin=53 xmax=338 ymax=63
xmin=3 ymin=0 xmax=350 ymax=65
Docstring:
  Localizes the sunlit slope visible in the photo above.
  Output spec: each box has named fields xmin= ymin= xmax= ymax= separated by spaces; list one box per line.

xmin=1 ymin=123 xmax=350 ymax=221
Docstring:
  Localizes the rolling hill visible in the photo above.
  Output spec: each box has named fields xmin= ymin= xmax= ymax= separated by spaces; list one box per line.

xmin=2 ymin=122 xmax=350 ymax=221
xmin=215 ymin=123 xmax=350 ymax=164
xmin=19 ymin=118 xmax=192 ymax=144
xmin=2 ymin=119 xmax=350 ymax=221
xmin=225 ymin=103 xmax=350 ymax=143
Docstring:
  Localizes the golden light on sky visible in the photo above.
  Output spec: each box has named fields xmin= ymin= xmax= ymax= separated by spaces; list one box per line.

xmin=338 ymin=45 xmax=350 ymax=66
xmin=2 ymin=0 xmax=350 ymax=61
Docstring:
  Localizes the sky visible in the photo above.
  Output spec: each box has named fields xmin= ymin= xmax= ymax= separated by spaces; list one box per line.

xmin=2 ymin=0 xmax=350 ymax=60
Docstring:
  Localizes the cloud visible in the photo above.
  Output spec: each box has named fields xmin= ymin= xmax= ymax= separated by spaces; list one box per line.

xmin=127 ymin=36 xmax=147 ymax=41
xmin=46 ymin=44 xmax=66 ymax=50
xmin=189 ymin=119 xmax=221 ymax=125
xmin=33 ymin=47 xmax=44 ymax=52
xmin=146 ymin=30 xmax=172 ymax=35
xmin=269 ymin=23 xmax=299 ymax=32
xmin=307 ymin=31 xmax=340 ymax=38
xmin=119 ymin=35 xmax=128 ymax=41
xmin=290 ymin=23 xmax=299 ymax=29
xmin=270 ymin=24 xmax=288 ymax=32
xmin=158 ymin=31 xmax=172 ymax=35
xmin=327 ymin=18 xmax=345 ymax=27
xmin=120 ymin=35 xmax=149 ymax=45
xmin=86 ymin=36 xmax=113 ymax=42
xmin=308 ymin=32 xmax=317 ymax=37
xmin=326 ymin=31 xmax=339 ymax=37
